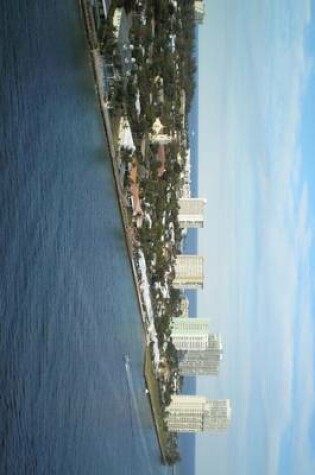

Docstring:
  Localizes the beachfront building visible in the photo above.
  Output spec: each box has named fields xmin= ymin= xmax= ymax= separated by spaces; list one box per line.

xmin=194 ymin=1 xmax=205 ymax=24
xmin=171 ymin=318 xmax=209 ymax=351
xmin=178 ymin=334 xmax=223 ymax=376
xmin=178 ymin=198 xmax=206 ymax=228
xmin=166 ymin=395 xmax=232 ymax=432
xmin=173 ymin=255 xmax=204 ymax=290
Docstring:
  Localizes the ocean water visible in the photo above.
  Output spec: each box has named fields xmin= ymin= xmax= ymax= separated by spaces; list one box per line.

xmin=0 ymin=1 xmax=171 ymax=474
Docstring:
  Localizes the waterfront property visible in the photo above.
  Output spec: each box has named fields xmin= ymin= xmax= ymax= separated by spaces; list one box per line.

xmin=173 ymin=255 xmax=204 ymax=290
xmin=79 ymin=0 xmax=232 ymax=465
xmin=171 ymin=318 xmax=210 ymax=351
xmin=166 ymin=396 xmax=232 ymax=432
xmin=178 ymin=334 xmax=223 ymax=376
xmin=178 ymin=197 xmax=207 ymax=228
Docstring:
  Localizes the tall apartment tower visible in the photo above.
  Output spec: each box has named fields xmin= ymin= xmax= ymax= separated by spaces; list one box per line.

xmin=194 ymin=1 xmax=205 ymax=24
xmin=178 ymin=198 xmax=206 ymax=228
xmin=171 ymin=318 xmax=210 ymax=351
xmin=166 ymin=395 xmax=232 ymax=432
xmin=173 ymin=255 xmax=204 ymax=290
xmin=178 ymin=334 xmax=223 ymax=376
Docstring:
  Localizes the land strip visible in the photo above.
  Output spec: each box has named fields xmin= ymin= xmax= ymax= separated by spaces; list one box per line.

xmin=78 ymin=0 xmax=195 ymax=464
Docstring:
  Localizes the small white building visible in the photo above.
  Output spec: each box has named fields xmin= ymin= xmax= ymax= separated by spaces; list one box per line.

xmin=148 ymin=118 xmax=175 ymax=144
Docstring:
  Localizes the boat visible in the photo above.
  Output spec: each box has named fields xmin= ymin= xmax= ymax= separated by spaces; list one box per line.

xmin=124 ymin=355 xmax=131 ymax=365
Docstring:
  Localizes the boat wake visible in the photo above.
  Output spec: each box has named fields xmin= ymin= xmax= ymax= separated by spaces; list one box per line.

xmin=124 ymin=357 xmax=153 ymax=474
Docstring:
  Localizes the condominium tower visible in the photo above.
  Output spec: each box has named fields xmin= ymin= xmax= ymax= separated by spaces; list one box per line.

xmin=178 ymin=334 xmax=223 ymax=376
xmin=178 ymin=198 xmax=206 ymax=228
xmin=166 ymin=395 xmax=232 ymax=432
xmin=171 ymin=318 xmax=210 ymax=351
xmin=173 ymin=255 xmax=204 ymax=290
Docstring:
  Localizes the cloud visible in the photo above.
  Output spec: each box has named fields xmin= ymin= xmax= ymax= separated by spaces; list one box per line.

xmin=248 ymin=15 xmax=315 ymax=471
xmin=196 ymin=1 xmax=314 ymax=474
xmin=255 ymin=185 xmax=314 ymax=475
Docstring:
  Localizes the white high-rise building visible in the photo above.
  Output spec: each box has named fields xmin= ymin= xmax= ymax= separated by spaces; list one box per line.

xmin=178 ymin=334 xmax=223 ymax=375
xmin=178 ymin=198 xmax=206 ymax=228
xmin=173 ymin=255 xmax=204 ymax=290
xmin=171 ymin=318 xmax=209 ymax=351
xmin=166 ymin=395 xmax=232 ymax=432
xmin=194 ymin=1 xmax=205 ymax=24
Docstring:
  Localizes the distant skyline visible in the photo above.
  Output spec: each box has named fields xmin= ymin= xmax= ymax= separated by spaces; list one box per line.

xmin=197 ymin=1 xmax=315 ymax=474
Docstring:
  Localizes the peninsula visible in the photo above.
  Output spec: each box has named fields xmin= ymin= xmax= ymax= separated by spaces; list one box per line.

xmin=79 ymin=0 xmax=231 ymax=465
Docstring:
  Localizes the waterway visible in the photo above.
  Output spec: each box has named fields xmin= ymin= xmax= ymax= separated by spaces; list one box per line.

xmin=0 ymin=1 xmax=170 ymax=473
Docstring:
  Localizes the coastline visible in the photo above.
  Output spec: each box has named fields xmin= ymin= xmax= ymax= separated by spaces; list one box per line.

xmin=78 ymin=0 xmax=167 ymax=463
xmin=78 ymin=0 xmax=147 ymax=330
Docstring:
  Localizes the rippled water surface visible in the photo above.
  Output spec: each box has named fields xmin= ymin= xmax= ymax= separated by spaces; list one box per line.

xmin=0 ymin=1 xmax=169 ymax=473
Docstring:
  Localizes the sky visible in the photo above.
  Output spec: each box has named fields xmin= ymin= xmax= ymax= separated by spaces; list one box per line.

xmin=196 ymin=1 xmax=315 ymax=474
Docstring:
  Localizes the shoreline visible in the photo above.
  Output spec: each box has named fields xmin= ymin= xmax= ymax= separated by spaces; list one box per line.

xmin=78 ymin=0 xmax=167 ymax=464
xmin=78 ymin=1 xmax=147 ymax=332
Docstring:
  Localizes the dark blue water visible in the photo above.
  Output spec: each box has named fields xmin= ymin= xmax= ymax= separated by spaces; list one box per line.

xmin=0 ymin=1 xmax=171 ymax=474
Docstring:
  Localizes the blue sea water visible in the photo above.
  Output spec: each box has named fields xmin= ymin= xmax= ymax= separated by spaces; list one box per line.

xmin=0 ymin=1 xmax=173 ymax=474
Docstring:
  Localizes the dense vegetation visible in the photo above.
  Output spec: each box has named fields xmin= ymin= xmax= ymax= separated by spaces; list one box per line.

xmin=97 ymin=0 xmax=198 ymax=465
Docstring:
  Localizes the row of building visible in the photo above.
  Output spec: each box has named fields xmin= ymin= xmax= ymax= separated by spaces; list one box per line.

xmin=165 ymin=195 xmax=232 ymax=433
xmin=97 ymin=0 xmax=227 ymax=436
xmin=143 ymin=2 xmax=230 ymax=436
